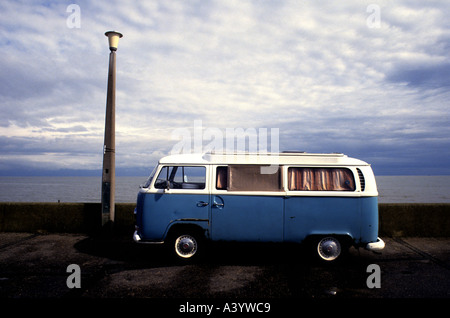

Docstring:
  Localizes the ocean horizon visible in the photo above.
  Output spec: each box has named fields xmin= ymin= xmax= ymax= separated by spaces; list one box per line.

xmin=0 ymin=175 xmax=449 ymax=204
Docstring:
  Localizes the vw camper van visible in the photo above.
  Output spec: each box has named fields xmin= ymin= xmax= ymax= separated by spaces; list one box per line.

xmin=133 ymin=152 xmax=385 ymax=262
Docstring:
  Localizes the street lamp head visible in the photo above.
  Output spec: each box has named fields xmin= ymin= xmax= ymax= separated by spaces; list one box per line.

xmin=105 ymin=31 xmax=123 ymax=51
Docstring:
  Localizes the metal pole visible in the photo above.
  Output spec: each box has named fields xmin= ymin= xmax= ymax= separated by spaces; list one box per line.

xmin=101 ymin=50 xmax=116 ymax=227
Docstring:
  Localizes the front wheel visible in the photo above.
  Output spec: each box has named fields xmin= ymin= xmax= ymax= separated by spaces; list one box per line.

xmin=175 ymin=234 xmax=198 ymax=258
xmin=169 ymin=232 xmax=203 ymax=261
xmin=316 ymin=236 xmax=342 ymax=262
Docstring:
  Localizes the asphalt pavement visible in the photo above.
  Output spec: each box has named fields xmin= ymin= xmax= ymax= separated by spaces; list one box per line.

xmin=0 ymin=232 xmax=449 ymax=313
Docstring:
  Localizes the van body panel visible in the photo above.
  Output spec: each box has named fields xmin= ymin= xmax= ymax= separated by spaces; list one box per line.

xmin=138 ymin=191 xmax=210 ymax=242
xmin=359 ymin=196 xmax=379 ymax=244
xmin=284 ymin=196 xmax=361 ymax=243
xmin=210 ymin=194 xmax=284 ymax=242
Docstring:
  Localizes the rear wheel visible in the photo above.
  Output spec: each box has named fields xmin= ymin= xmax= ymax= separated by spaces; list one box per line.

xmin=316 ymin=236 xmax=342 ymax=262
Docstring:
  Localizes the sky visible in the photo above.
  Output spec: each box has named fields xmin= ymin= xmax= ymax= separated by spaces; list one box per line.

xmin=0 ymin=0 xmax=449 ymax=176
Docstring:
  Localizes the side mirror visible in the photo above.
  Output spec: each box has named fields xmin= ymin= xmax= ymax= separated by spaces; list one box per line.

xmin=163 ymin=180 xmax=171 ymax=191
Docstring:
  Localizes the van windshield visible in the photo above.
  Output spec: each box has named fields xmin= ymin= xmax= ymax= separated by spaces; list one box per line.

xmin=142 ymin=165 xmax=158 ymax=188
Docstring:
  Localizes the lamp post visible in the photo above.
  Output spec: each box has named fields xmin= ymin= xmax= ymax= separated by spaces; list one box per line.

xmin=101 ymin=31 xmax=123 ymax=228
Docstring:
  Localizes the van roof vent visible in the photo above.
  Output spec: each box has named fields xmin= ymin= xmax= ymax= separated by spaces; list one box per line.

xmin=356 ymin=168 xmax=365 ymax=191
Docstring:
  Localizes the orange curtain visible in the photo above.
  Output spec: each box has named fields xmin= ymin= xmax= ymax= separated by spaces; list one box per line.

xmin=216 ymin=167 xmax=227 ymax=190
xmin=288 ymin=168 xmax=355 ymax=191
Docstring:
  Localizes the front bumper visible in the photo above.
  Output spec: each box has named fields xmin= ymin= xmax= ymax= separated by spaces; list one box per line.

xmin=133 ymin=230 xmax=142 ymax=242
xmin=133 ymin=230 xmax=164 ymax=244
xmin=365 ymin=237 xmax=385 ymax=252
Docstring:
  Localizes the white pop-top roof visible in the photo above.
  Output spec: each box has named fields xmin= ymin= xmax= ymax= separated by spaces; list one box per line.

xmin=158 ymin=152 xmax=370 ymax=166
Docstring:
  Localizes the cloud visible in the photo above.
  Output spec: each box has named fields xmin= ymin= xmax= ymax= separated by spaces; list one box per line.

xmin=386 ymin=61 xmax=450 ymax=88
xmin=0 ymin=0 xmax=449 ymax=176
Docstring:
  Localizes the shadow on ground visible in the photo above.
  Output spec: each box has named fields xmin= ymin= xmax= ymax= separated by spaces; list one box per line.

xmin=73 ymin=233 xmax=349 ymax=267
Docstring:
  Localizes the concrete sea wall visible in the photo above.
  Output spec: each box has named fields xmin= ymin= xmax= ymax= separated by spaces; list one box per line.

xmin=0 ymin=203 xmax=134 ymax=235
xmin=0 ymin=202 xmax=449 ymax=236
xmin=379 ymin=203 xmax=450 ymax=237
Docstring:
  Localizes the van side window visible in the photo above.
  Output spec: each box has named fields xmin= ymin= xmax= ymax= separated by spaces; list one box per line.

xmin=288 ymin=167 xmax=355 ymax=191
xmin=154 ymin=166 xmax=206 ymax=189
xmin=216 ymin=165 xmax=282 ymax=191
xmin=216 ymin=166 xmax=228 ymax=190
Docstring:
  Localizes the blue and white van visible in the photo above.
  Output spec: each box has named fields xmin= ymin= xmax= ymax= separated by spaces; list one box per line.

xmin=133 ymin=152 xmax=385 ymax=262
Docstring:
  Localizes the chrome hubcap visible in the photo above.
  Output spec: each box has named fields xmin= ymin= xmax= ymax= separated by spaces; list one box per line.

xmin=317 ymin=237 xmax=341 ymax=261
xmin=175 ymin=235 xmax=197 ymax=258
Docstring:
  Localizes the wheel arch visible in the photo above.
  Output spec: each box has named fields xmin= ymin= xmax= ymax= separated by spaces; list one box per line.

xmin=165 ymin=221 xmax=208 ymax=241
xmin=304 ymin=232 xmax=354 ymax=246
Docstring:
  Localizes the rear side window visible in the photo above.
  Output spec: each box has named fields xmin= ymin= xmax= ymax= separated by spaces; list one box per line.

xmin=216 ymin=165 xmax=282 ymax=191
xmin=288 ymin=167 xmax=355 ymax=191
xmin=155 ymin=166 xmax=206 ymax=190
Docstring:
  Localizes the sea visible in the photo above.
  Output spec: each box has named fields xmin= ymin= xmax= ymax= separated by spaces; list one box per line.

xmin=0 ymin=176 xmax=449 ymax=204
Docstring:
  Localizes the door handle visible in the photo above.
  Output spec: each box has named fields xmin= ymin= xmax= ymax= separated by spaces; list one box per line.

xmin=197 ymin=201 xmax=209 ymax=207
xmin=212 ymin=195 xmax=224 ymax=208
